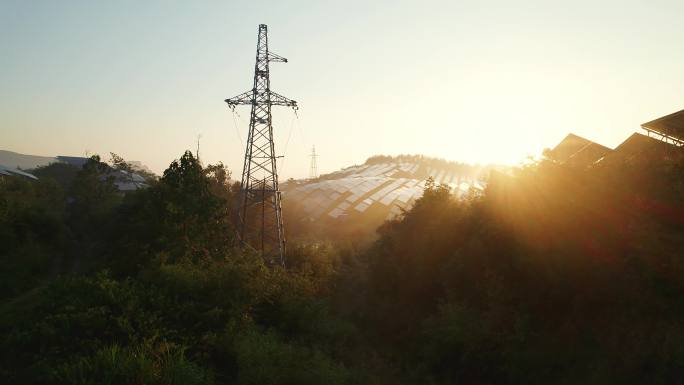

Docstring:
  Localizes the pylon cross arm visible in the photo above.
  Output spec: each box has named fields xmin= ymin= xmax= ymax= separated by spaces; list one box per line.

xmin=267 ymin=51 xmax=288 ymax=63
xmin=224 ymin=89 xmax=254 ymax=107
xmin=224 ymin=89 xmax=297 ymax=109
xmin=269 ymin=91 xmax=297 ymax=108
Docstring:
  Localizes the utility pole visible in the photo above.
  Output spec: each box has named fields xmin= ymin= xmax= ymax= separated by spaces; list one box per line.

xmin=225 ymin=24 xmax=297 ymax=266
xmin=309 ymin=146 xmax=318 ymax=179
xmin=196 ymin=134 xmax=202 ymax=160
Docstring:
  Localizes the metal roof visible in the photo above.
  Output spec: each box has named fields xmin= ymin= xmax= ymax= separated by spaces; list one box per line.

xmin=641 ymin=109 xmax=684 ymax=144
xmin=0 ymin=165 xmax=38 ymax=180
xmin=564 ymin=142 xmax=612 ymax=167
xmin=548 ymin=134 xmax=594 ymax=163
xmin=56 ymin=156 xmax=90 ymax=168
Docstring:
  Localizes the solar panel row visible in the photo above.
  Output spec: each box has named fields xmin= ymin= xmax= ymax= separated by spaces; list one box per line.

xmin=436 ymin=170 xmax=445 ymax=184
xmin=385 ymin=204 xmax=404 ymax=220
xmin=354 ymin=199 xmax=372 ymax=213
xmin=346 ymin=179 xmax=383 ymax=204
xmin=376 ymin=179 xmax=408 ymax=205
xmin=287 ymin=161 xmax=487 ymax=220
xmin=369 ymin=179 xmax=404 ymax=201
xmin=358 ymin=164 xmax=386 ymax=177
xmin=328 ymin=207 xmax=345 ymax=218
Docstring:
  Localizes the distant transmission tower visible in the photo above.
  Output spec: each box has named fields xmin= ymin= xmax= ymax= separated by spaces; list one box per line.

xmin=309 ymin=146 xmax=318 ymax=179
xmin=225 ymin=24 xmax=298 ymax=265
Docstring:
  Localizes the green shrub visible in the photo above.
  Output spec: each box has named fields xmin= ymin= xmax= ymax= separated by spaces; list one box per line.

xmin=233 ymin=325 xmax=350 ymax=385
xmin=56 ymin=342 xmax=213 ymax=385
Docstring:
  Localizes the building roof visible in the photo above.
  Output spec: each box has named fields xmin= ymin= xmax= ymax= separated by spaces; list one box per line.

xmin=564 ymin=141 xmax=612 ymax=167
xmin=641 ymin=109 xmax=684 ymax=144
xmin=56 ymin=156 xmax=90 ymax=168
xmin=111 ymin=170 xmax=148 ymax=191
xmin=0 ymin=165 xmax=38 ymax=180
xmin=548 ymin=133 xmax=611 ymax=165
xmin=598 ymin=132 xmax=679 ymax=165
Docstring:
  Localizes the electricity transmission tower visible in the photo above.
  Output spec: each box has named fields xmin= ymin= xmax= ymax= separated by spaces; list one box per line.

xmin=309 ymin=146 xmax=318 ymax=179
xmin=225 ymin=24 xmax=297 ymax=265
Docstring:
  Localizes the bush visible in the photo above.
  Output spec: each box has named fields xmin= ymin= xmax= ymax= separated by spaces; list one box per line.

xmin=232 ymin=325 xmax=351 ymax=385
xmin=56 ymin=342 xmax=213 ymax=385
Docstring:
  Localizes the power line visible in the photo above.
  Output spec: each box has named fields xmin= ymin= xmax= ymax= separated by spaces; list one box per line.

xmin=278 ymin=111 xmax=299 ymax=178
xmin=230 ymin=110 xmax=244 ymax=148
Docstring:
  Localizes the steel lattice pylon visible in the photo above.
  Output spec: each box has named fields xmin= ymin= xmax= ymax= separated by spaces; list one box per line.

xmin=225 ymin=24 xmax=297 ymax=265
xmin=309 ymin=146 xmax=318 ymax=179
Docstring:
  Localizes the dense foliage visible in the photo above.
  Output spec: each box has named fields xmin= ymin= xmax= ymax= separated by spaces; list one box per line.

xmin=2 ymin=148 xmax=684 ymax=384
xmin=357 ymin=159 xmax=684 ymax=384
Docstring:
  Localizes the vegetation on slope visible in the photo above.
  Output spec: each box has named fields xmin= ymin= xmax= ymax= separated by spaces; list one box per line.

xmin=1 ymin=147 xmax=684 ymax=384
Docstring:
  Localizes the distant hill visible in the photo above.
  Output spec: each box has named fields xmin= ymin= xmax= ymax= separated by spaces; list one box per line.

xmin=0 ymin=150 xmax=58 ymax=170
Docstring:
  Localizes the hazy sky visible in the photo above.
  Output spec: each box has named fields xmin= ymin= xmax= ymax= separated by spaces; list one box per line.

xmin=2 ymin=0 xmax=683 ymax=178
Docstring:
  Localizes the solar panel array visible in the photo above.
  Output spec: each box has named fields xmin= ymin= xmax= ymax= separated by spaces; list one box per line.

xmin=284 ymin=161 xmax=485 ymax=221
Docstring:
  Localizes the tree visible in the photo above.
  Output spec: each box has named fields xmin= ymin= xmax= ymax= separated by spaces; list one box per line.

xmin=66 ymin=155 xmax=121 ymax=270
xmin=111 ymin=151 xmax=237 ymax=273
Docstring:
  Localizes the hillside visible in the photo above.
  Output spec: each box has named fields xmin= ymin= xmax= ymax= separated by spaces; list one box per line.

xmin=283 ymin=155 xmax=504 ymax=242
xmin=2 ymin=145 xmax=684 ymax=384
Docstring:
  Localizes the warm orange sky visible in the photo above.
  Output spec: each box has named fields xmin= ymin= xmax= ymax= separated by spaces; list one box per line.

xmin=2 ymin=0 xmax=683 ymax=178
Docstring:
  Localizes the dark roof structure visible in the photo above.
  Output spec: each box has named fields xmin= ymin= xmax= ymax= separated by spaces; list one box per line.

xmin=592 ymin=133 xmax=681 ymax=167
xmin=56 ymin=156 xmax=90 ymax=168
xmin=547 ymin=134 xmax=591 ymax=163
xmin=641 ymin=109 xmax=684 ymax=146
xmin=565 ymin=141 xmax=612 ymax=167
xmin=548 ymin=108 xmax=684 ymax=168
xmin=0 ymin=165 xmax=38 ymax=180
xmin=548 ymin=134 xmax=612 ymax=166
